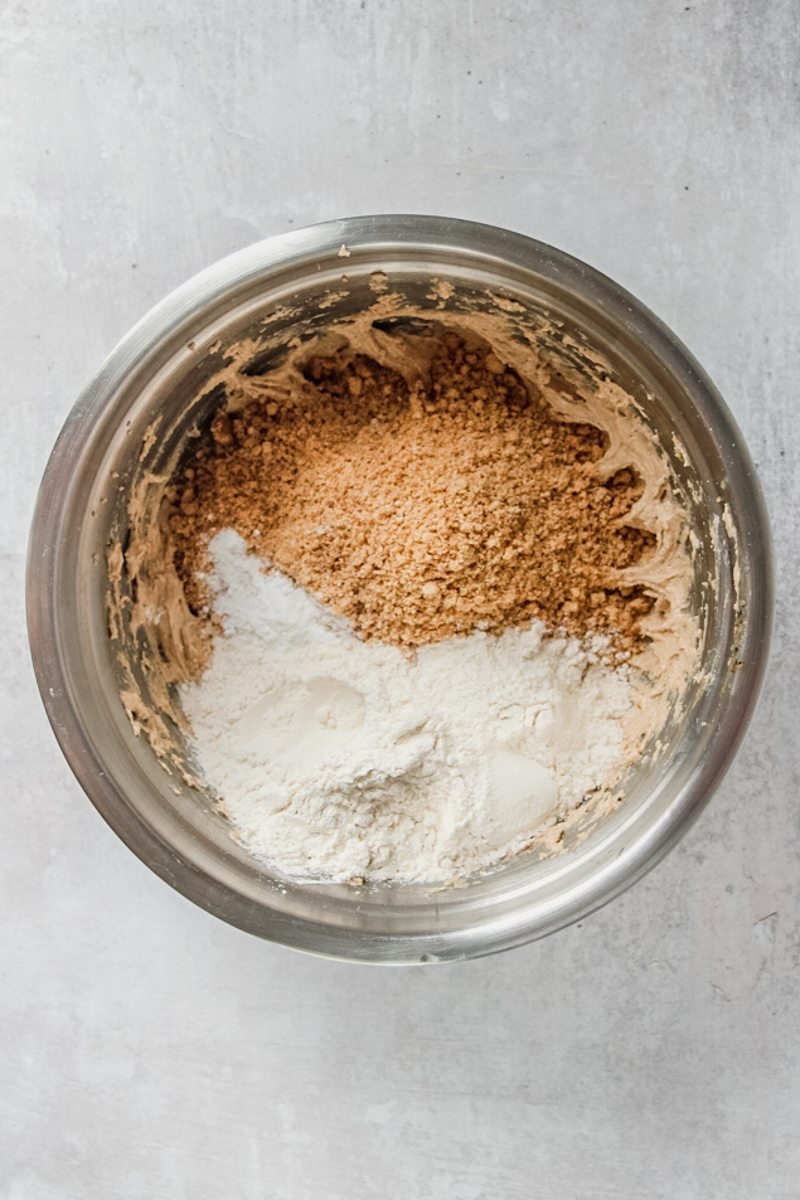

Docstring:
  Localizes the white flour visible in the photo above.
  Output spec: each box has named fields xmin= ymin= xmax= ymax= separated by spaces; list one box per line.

xmin=181 ymin=530 xmax=633 ymax=883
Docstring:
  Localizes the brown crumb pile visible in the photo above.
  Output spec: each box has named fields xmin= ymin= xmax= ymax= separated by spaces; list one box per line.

xmin=168 ymin=330 xmax=656 ymax=650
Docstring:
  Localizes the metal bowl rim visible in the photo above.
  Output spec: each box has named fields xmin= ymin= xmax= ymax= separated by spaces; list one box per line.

xmin=26 ymin=215 xmax=774 ymax=963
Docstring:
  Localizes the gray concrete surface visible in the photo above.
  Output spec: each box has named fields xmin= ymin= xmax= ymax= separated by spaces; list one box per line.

xmin=2 ymin=1 xmax=798 ymax=1197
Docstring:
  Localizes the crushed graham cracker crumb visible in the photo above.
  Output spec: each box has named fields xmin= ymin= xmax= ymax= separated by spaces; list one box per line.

xmin=168 ymin=330 xmax=656 ymax=650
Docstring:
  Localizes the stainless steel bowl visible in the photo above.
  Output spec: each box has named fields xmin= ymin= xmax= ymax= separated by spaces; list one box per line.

xmin=27 ymin=216 xmax=772 ymax=963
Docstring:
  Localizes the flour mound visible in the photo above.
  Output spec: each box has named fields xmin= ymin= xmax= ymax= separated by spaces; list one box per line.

xmin=180 ymin=530 xmax=632 ymax=884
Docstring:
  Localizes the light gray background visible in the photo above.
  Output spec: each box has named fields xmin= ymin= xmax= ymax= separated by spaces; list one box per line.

xmin=2 ymin=2 xmax=798 ymax=1197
